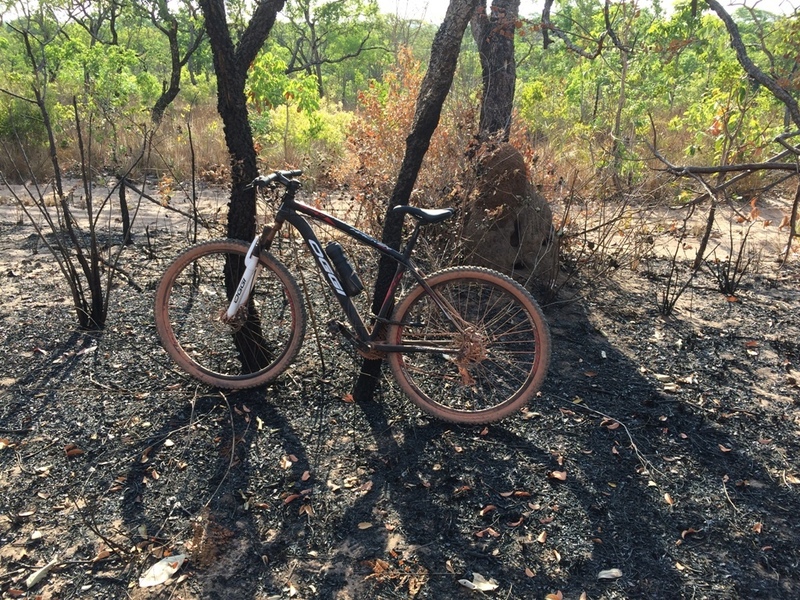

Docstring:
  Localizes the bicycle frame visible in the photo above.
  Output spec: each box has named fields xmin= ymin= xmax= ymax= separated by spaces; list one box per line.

xmin=228 ymin=182 xmax=459 ymax=356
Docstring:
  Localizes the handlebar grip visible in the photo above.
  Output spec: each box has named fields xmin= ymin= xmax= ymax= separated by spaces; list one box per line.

xmin=248 ymin=169 xmax=303 ymax=189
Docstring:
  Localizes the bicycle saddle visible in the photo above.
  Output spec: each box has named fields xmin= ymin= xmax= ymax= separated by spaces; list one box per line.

xmin=392 ymin=205 xmax=454 ymax=224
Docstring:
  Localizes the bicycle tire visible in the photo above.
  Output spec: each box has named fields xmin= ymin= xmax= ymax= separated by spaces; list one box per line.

xmin=386 ymin=267 xmax=550 ymax=424
xmin=154 ymin=239 xmax=306 ymax=389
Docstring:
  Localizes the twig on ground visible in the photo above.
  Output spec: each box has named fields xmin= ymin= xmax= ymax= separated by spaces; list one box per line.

xmin=722 ymin=477 xmax=741 ymax=513
xmin=556 ymin=394 xmax=666 ymax=482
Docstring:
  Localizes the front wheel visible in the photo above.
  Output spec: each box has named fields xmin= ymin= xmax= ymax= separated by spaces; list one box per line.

xmin=387 ymin=267 xmax=550 ymax=424
xmin=154 ymin=239 xmax=306 ymax=389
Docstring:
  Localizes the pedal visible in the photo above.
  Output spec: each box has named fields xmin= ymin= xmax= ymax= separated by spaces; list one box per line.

xmin=327 ymin=320 xmax=345 ymax=335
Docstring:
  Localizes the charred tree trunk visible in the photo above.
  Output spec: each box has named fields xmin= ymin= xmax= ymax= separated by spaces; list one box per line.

xmin=198 ymin=0 xmax=285 ymax=241
xmin=353 ymin=0 xmax=480 ymax=402
xmin=472 ymin=0 xmax=519 ymax=141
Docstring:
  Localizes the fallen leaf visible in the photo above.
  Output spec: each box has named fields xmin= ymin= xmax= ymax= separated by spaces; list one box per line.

xmin=525 ymin=567 xmax=535 ymax=577
xmin=544 ymin=590 xmax=563 ymax=600
xmin=357 ymin=522 xmax=373 ymax=530
xmin=752 ymin=522 xmax=763 ymax=534
xmin=549 ymin=471 xmax=567 ymax=481
xmin=139 ymin=554 xmax=186 ymax=588
xmin=475 ymin=527 xmax=500 ymax=538
xmin=785 ymin=474 xmax=800 ymax=485
xmin=719 ymin=444 xmax=732 ymax=453
xmin=64 ymin=444 xmax=84 ymax=458
xmin=458 ymin=572 xmax=499 ymax=592
xmin=664 ymin=493 xmax=674 ymax=505
xmin=681 ymin=528 xmax=700 ymax=539
xmin=26 ymin=554 xmax=59 ymax=589
xmin=480 ymin=505 xmax=496 ymax=516
xmin=537 ymin=531 xmax=547 ymax=544
xmin=597 ymin=568 xmax=623 ymax=579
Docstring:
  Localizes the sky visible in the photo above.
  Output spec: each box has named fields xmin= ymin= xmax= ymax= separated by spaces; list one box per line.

xmin=376 ymin=0 xmax=797 ymax=23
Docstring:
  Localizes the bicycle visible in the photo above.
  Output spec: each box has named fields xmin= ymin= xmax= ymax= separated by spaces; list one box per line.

xmin=154 ymin=170 xmax=551 ymax=424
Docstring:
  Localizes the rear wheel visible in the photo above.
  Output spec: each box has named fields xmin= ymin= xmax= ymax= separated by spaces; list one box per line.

xmin=154 ymin=239 xmax=306 ymax=389
xmin=387 ymin=267 xmax=550 ymax=424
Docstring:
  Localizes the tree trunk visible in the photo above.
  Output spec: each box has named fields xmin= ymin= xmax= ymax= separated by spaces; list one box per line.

xmin=472 ymin=0 xmax=519 ymax=141
xmin=465 ymin=1 xmax=558 ymax=291
xmin=353 ymin=0 xmax=480 ymax=402
xmin=198 ymin=0 xmax=286 ymax=240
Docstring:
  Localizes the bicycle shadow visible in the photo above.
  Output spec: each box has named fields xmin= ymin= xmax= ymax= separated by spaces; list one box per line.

xmin=248 ymin=291 xmax=800 ymax=599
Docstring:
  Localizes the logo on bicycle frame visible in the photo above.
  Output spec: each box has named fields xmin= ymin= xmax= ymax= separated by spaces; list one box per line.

xmin=308 ymin=240 xmax=346 ymax=296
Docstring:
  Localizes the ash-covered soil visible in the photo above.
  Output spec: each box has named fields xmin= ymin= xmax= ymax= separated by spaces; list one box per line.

xmin=1 ymin=200 xmax=799 ymax=600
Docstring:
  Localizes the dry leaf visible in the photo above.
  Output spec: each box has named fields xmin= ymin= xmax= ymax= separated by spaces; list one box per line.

xmin=458 ymin=572 xmax=499 ymax=592
xmin=525 ymin=567 xmax=535 ymax=577
xmin=549 ymin=471 xmax=567 ymax=481
xmin=537 ymin=531 xmax=547 ymax=544
xmin=597 ymin=568 xmax=623 ymax=579
xmin=785 ymin=474 xmax=800 ymax=485
xmin=545 ymin=590 xmax=563 ymax=600
xmin=752 ymin=522 xmax=763 ymax=533
xmin=357 ymin=522 xmax=373 ymax=530
xmin=664 ymin=493 xmax=674 ymax=505
xmin=64 ymin=444 xmax=84 ymax=458
xmin=139 ymin=554 xmax=186 ymax=588
xmin=26 ymin=554 xmax=59 ymax=589
xmin=475 ymin=527 xmax=500 ymax=538
xmin=681 ymin=528 xmax=700 ymax=539
xmin=719 ymin=444 xmax=732 ymax=453
xmin=480 ymin=505 xmax=496 ymax=516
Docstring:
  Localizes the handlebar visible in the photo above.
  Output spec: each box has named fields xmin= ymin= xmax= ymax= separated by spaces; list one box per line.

xmin=247 ymin=169 xmax=303 ymax=189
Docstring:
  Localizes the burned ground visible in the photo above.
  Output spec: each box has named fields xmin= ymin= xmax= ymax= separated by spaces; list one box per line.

xmin=1 ymin=203 xmax=799 ymax=599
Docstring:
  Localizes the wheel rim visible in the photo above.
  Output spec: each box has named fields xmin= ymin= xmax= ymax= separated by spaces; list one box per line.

xmin=163 ymin=247 xmax=298 ymax=382
xmin=395 ymin=277 xmax=540 ymax=414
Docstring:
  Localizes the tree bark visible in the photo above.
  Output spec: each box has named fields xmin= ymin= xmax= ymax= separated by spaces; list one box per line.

xmin=353 ymin=0 xmax=480 ymax=402
xmin=198 ymin=0 xmax=286 ymax=241
xmin=472 ymin=0 xmax=520 ymax=141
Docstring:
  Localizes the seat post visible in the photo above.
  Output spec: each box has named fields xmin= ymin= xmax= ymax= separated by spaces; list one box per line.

xmin=401 ymin=220 xmax=423 ymax=261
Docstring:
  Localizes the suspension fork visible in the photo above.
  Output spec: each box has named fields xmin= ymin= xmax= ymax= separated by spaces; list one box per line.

xmin=222 ymin=217 xmax=285 ymax=322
